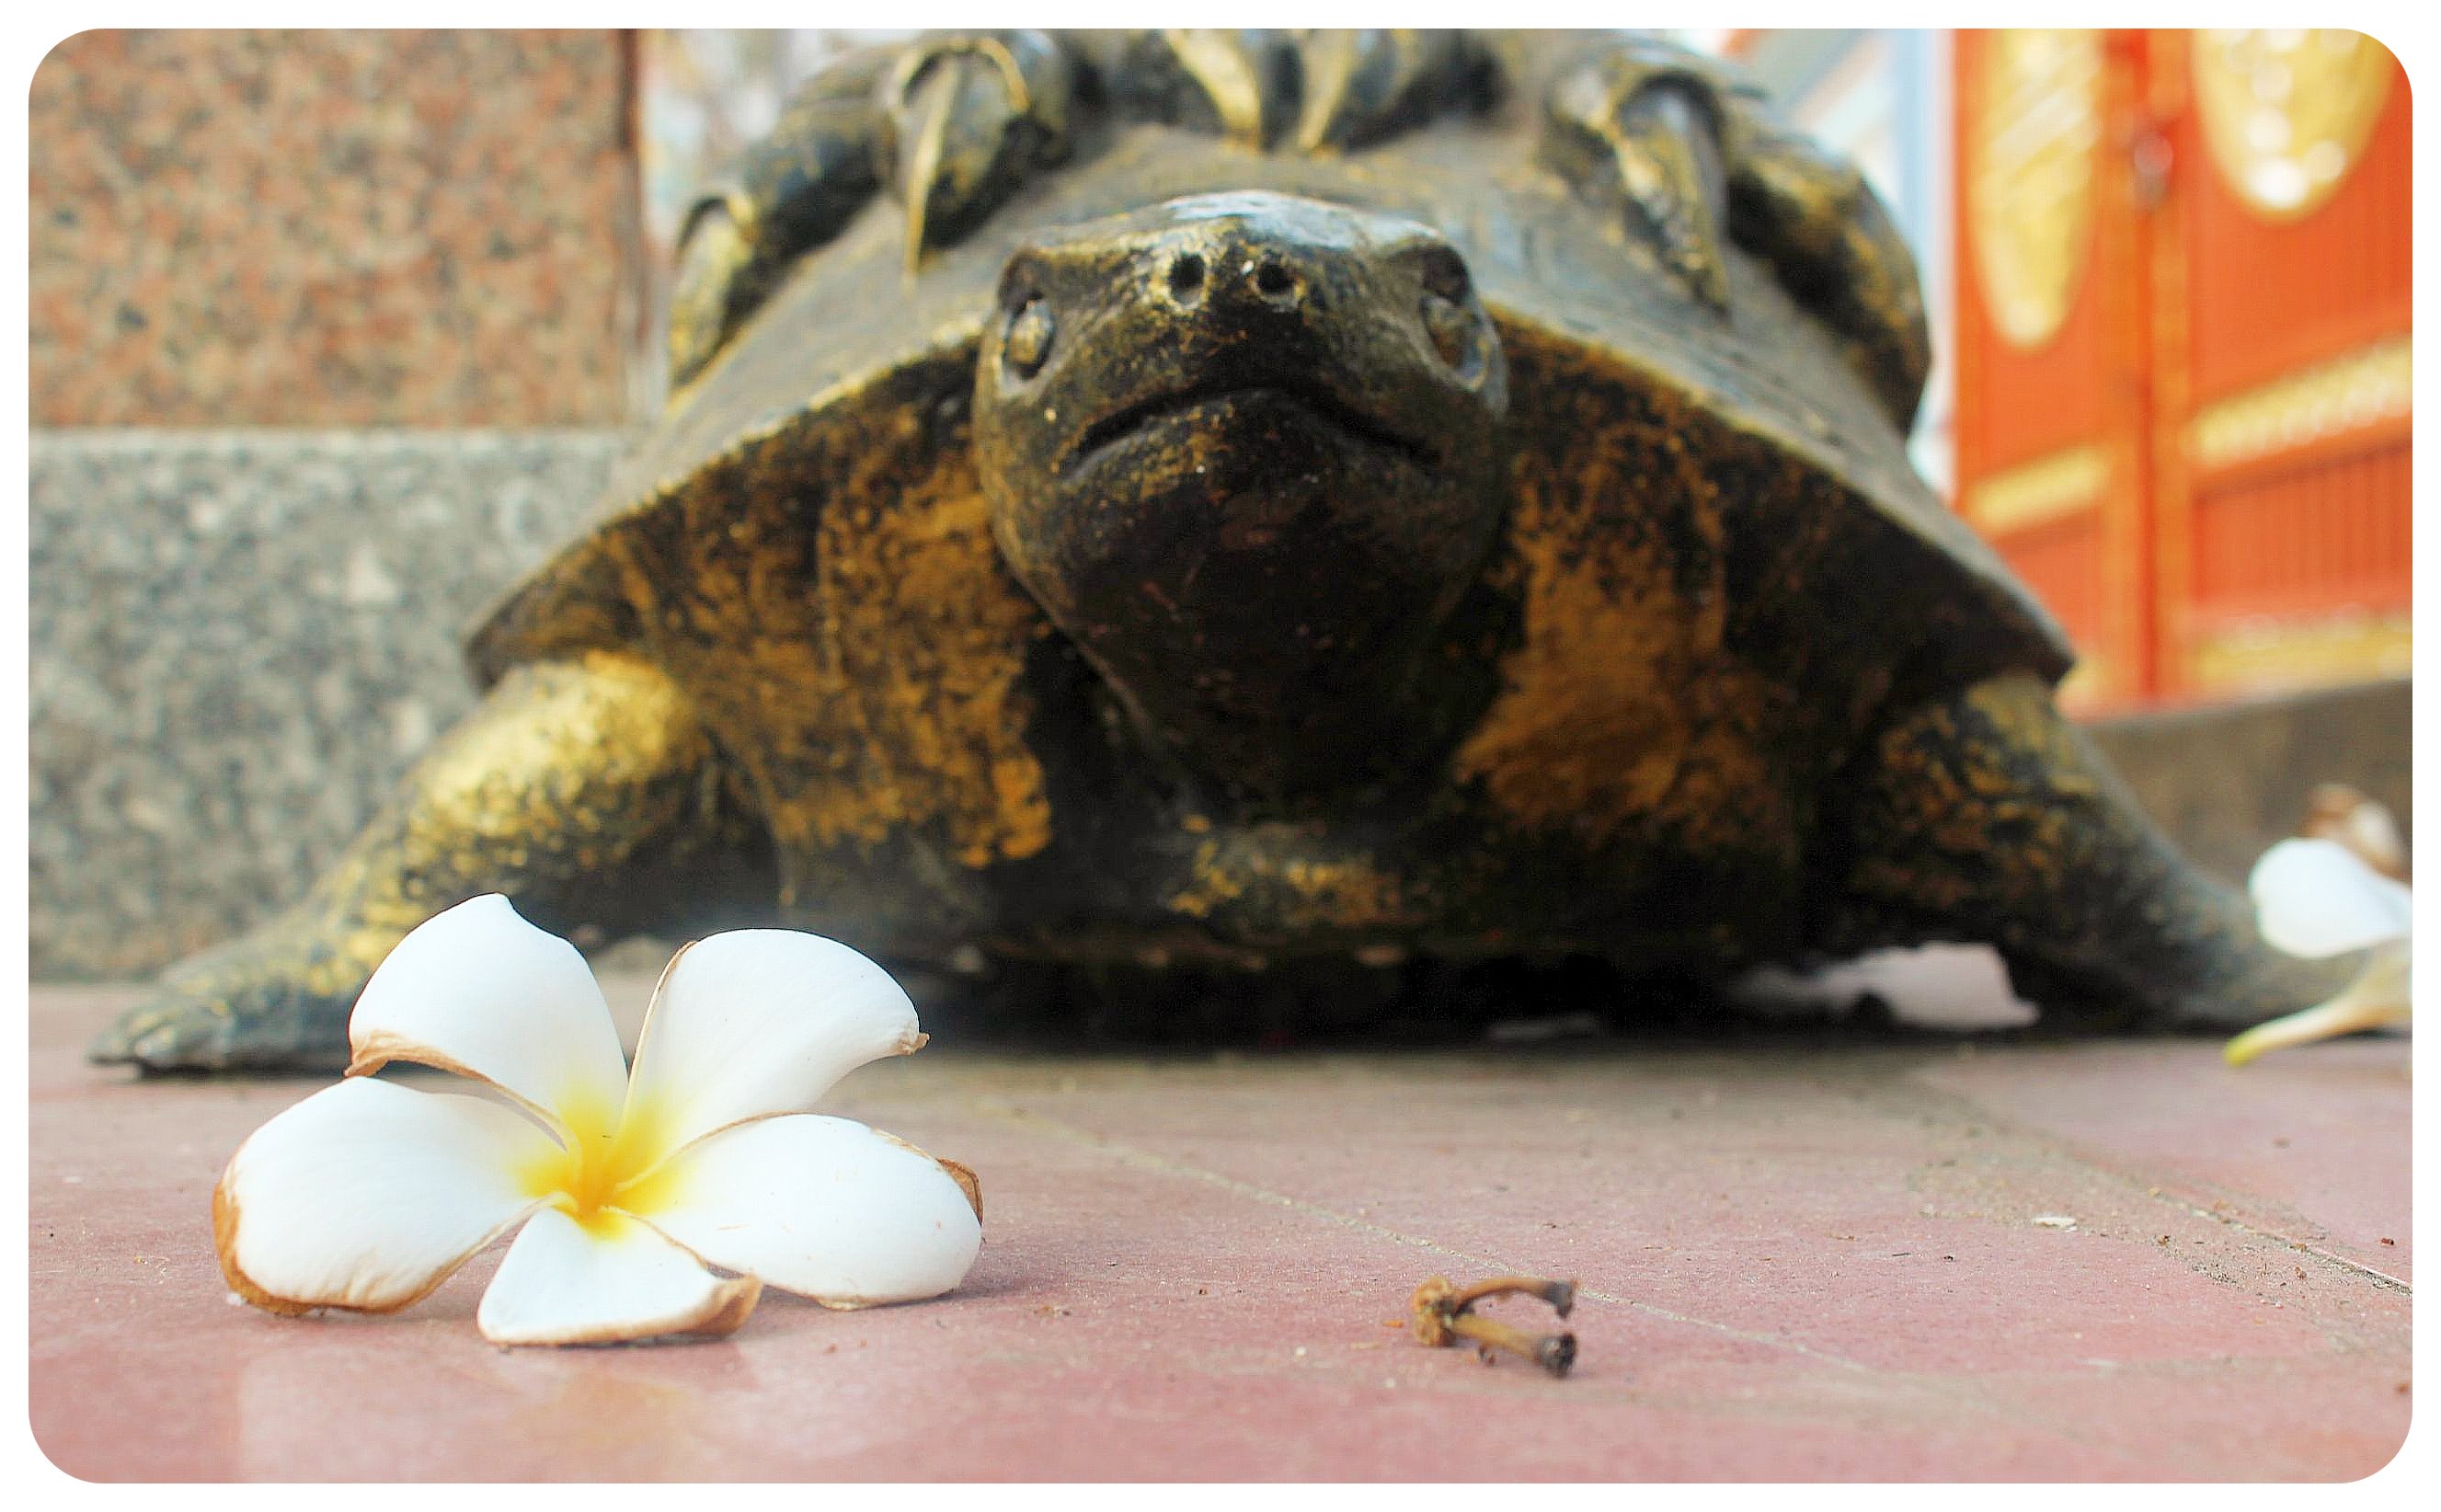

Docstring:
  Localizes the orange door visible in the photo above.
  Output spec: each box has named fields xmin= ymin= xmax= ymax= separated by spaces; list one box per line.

xmin=2150 ymin=29 xmax=2411 ymax=699
xmin=1954 ymin=29 xmax=2151 ymax=710
xmin=1952 ymin=29 xmax=2409 ymax=711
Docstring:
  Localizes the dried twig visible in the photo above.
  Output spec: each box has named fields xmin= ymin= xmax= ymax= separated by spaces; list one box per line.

xmin=1409 ymin=1273 xmax=1578 ymax=1378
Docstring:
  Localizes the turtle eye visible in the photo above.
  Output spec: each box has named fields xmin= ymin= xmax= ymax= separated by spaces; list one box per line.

xmin=1004 ymin=295 xmax=1055 ymax=380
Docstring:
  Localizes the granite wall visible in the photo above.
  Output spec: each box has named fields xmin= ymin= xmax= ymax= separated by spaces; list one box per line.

xmin=31 ymin=30 xmax=645 ymax=979
xmin=31 ymin=29 xmax=645 ymax=427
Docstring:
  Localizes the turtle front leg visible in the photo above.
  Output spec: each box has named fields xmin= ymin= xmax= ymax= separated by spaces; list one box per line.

xmin=1817 ymin=671 xmax=2362 ymax=1031
xmin=89 ymin=651 xmax=768 ymax=1073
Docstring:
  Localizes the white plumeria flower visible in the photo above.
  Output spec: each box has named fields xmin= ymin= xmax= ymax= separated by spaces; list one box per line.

xmin=2226 ymin=837 xmax=2413 ymax=1066
xmin=213 ymin=895 xmax=983 ymax=1346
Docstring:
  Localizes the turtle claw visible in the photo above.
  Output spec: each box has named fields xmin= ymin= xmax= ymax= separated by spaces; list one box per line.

xmin=1293 ymin=30 xmax=1480 ymax=153
xmin=1529 ymin=34 xmax=1931 ymax=429
xmin=1721 ymin=108 xmax=1931 ymax=428
xmin=1541 ymin=44 xmax=1735 ymax=310
xmin=881 ymin=30 xmax=1078 ymax=269
xmin=1101 ymin=30 xmax=1300 ymax=148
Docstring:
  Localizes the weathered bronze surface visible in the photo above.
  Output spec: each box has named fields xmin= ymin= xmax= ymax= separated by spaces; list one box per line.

xmin=94 ymin=29 xmax=2359 ymax=1071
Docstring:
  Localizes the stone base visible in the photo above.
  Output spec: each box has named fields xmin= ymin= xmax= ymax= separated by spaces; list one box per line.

xmin=31 ymin=429 xmax=625 ymax=979
xmin=2085 ymin=677 xmax=2412 ymax=886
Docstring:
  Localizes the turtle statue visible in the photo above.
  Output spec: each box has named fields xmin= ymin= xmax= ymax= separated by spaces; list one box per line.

xmin=95 ymin=29 xmax=2355 ymax=1071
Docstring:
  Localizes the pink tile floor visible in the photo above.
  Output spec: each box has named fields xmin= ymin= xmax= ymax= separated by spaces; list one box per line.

xmin=30 ymin=979 xmax=2411 ymax=1481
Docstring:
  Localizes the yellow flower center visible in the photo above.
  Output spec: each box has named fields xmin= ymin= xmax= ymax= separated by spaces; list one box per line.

xmin=520 ymin=1089 xmax=680 ymax=1235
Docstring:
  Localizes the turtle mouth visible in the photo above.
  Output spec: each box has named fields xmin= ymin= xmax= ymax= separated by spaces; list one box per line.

xmin=1060 ymin=381 xmax=1439 ymax=478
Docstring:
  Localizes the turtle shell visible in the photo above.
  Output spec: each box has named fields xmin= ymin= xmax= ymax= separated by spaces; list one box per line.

xmin=467 ymin=40 xmax=2071 ymax=873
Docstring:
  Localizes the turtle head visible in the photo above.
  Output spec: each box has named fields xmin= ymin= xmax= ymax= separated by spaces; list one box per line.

xmin=975 ymin=190 xmax=1509 ymax=797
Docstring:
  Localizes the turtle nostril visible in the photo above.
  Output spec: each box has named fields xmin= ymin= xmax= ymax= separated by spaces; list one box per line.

xmin=1166 ymin=253 xmax=1206 ymax=301
xmin=1254 ymin=259 xmax=1298 ymax=301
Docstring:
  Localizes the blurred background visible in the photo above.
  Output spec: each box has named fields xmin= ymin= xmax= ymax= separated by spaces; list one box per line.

xmin=28 ymin=29 xmax=2412 ymax=983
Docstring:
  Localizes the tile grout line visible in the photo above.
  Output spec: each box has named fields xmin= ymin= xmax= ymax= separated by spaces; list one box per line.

xmin=1865 ymin=1062 xmax=2412 ymax=1298
xmin=971 ymin=1096 xmax=1875 ymax=1375
xmin=2175 ymin=1204 xmax=2411 ymax=1292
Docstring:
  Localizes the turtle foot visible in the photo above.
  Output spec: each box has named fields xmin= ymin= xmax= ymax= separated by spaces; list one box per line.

xmin=89 ymin=930 xmax=358 ymax=1075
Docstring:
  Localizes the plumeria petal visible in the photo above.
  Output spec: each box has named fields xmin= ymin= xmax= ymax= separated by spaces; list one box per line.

xmin=2249 ymin=838 xmax=2413 ymax=957
xmin=476 ymin=1206 xmax=762 ymax=1346
xmin=346 ymin=895 xmax=630 ymax=1135
xmin=621 ymin=931 xmax=925 ymax=1162
xmin=215 ymin=1077 xmax=557 ymax=1314
xmin=2225 ymin=941 xmax=2412 ymax=1065
xmin=634 ymin=1115 xmax=982 ymax=1307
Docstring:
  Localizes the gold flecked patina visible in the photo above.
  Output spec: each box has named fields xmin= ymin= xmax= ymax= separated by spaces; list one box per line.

xmin=1167 ymin=837 xmax=1417 ymax=936
xmin=796 ymin=466 xmax=1052 ymax=870
xmin=315 ymin=651 xmax=717 ymax=984
xmin=640 ymin=412 xmax=1053 ymax=877
xmin=1452 ymin=328 xmax=1725 ymax=846
xmin=97 ymin=29 xmax=2361 ymax=1071
xmin=467 ymin=344 xmax=1055 ymax=922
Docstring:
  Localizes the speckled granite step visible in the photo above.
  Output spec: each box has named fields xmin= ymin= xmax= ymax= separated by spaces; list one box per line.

xmin=30 ymin=428 xmax=628 ymax=978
